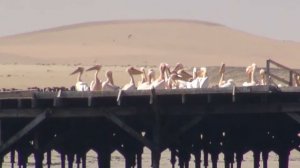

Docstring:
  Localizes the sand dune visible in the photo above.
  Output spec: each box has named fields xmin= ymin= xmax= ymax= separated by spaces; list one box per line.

xmin=0 ymin=20 xmax=300 ymax=67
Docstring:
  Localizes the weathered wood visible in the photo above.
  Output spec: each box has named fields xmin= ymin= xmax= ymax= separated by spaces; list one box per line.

xmin=0 ymin=110 xmax=49 ymax=155
xmin=104 ymin=112 xmax=155 ymax=150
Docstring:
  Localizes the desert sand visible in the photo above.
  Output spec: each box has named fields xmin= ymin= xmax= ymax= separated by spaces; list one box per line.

xmin=0 ymin=20 xmax=299 ymax=167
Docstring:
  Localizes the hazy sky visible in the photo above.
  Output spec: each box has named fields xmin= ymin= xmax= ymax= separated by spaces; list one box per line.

xmin=1 ymin=0 xmax=300 ymax=41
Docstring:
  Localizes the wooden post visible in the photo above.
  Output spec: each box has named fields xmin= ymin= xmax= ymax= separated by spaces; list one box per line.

xmin=136 ymin=152 xmax=142 ymax=168
xmin=262 ymin=151 xmax=268 ymax=168
xmin=76 ymin=154 xmax=80 ymax=168
xmin=82 ymin=154 xmax=86 ymax=168
xmin=203 ymin=150 xmax=208 ymax=168
xmin=289 ymin=71 xmax=293 ymax=86
xmin=170 ymin=149 xmax=176 ymax=168
xmin=266 ymin=59 xmax=270 ymax=85
xmin=236 ymin=152 xmax=243 ymax=168
xmin=279 ymin=149 xmax=290 ymax=168
xmin=11 ymin=150 xmax=15 ymax=168
xmin=47 ymin=151 xmax=51 ymax=168
xmin=253 ymin=150 xmax=260 ymax=168
xmin=194 ymin=149 xmax=201 ymax=168
xmin=97 ymin=150 xmax=111 ymax=168
xmin=67 ymin=153 xmax=74 ymax=168
xmin=151 ymin=88 xmax=161 ymax=168
xmin=34 ymin=132 xmax=44 ymax=168
xmin=211 ymin=152 xmax=218 ymax=168
xmin=61 ymin=153 xmax=66 ymax=168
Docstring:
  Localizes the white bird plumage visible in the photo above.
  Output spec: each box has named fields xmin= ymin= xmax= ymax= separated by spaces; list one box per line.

xmin=70 ymin=67 xmax=89 ymax=91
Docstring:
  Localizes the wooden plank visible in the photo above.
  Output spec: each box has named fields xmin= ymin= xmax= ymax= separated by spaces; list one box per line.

xmin=0 ymin=110 xmax=49 ymax=155
xmin=269 ymin=74 xmax=290 ymax=85
xmin=287 ymin=113 xmax=300 ymax=124
xmin=104 ymin=112 xmax=155 ymax=150
xmin=0 ymin=91 xmax=33 ymax=100
xmin=0 ymin=101 xmax=299 ymax=118
xmin=0 ymin=107 xmax=141 ymax=118
xmin=0 ymin=86 xmax=298 ymax=102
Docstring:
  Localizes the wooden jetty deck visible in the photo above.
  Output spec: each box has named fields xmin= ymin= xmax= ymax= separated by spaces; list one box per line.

xmin=0 ymin=85 xmax=300 ymax=168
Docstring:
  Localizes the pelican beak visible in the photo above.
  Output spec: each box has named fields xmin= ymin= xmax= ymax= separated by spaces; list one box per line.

xmin=70 ymin=67 xmax=83 ymax=75
xmin=86 ymin=65 xmax=101 ymax=71
xmin=127 ymin=67 xmax=143 ymax=75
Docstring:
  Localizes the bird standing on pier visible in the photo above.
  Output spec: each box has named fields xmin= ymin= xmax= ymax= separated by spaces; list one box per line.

xmin=102 ymin=70 xmax=119 ymax=91
xmin=70 ymin=67 xmax=89 ymax=91
xmin=86 ymin=65 xmax=102 ymax=91
xmin=218 ymin=63 xmax=235 ymax=88
xmin=242 ymin=63 xmax=257 ymax=86
xmin=122 ymin=67 xmax=143 ymax=90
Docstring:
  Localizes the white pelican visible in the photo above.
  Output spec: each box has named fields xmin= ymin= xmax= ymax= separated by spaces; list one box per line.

xmin=102 ymin=70 xmax=119 ymax=91
xmin=86 ymin=65 xmax=102 ymax=91
xmin=122 ymin=67 xmax=143 ymax=90
xmin=151 ymin=63 xmax=168 ymax=89
xmin=293 ymin=74 xmax=300 ymax=87
xmin=259 ymin=69 xmax=267 ymax=85
xmin=70 ymin=67 xmax=89 ymax=91
xmin=242 ymin=63 xmax=257 ymax=87
xmin=137 ymin=69 xmax=155 ymax=90
xmin=218 ymin=63 xmax=235 ymax=88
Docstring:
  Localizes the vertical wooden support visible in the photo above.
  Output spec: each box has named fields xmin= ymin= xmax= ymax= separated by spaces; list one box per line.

xmin=82 ymin=154 xmax=86 ymax=168
xmin=97 ymin=150 xmax=111 ymax=168
xmin=170 ymin=150 xmax=176 ymax=168
xmin=47 ymin=151 xmax=52 ymax=168
xmin=262 ymin=151 xmax=268 ymax=168
xmin=136 ymin=152 xmax=142 ymax=168
xmin=253 ymin=150 xmax=260 ymax=168
xmin=224 ymin=152 xmax=231 ymax=168
xmin=236 ymin=152 xmax=243 ymax=168
xmin=151 ymin=88 xmax=161 ymax=168
xmin=279 ymin=149 xmax=290 ymax=168
xmin=178 ymin=151 xmax=184 ymax=168
xmin=289 ymin=71 xmax=293 ymax=86
xmin=34 ymin=150 xmax=44 ymax=168
xmin=0 ymin=120 xmax=2 ymax=168
xmin=0 ymin=120 xmax=2 ymax=145
xmin=34 ymin=132 xmax=44 ymax=168
xmin=61 ymin=153 xmax=66 ymax=168
xmin=11 ymin=150 xmax=15 ymax=168
xmin=211 ymin=152 xmax=218 ymax=168
xmin=151 ymin=149 xmax=161 ymax=168
xmin=76 ymin=154 xmax=80 ymax=168
xmin=266 ymin=59 xmax=271 ymax=85
xmin=0 ymin=156 xmax=2 ymax=168
xmin=193 ymin=149 xmax=201 ymax=168
xmin=203 ymin=150 xmax=208 ymax=168
xmin=67 ymin=154 xmax=74 ymax=168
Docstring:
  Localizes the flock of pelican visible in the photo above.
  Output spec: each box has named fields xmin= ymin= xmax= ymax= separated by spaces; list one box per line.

xmin=70 ymin=62 xmax=272 ymax=92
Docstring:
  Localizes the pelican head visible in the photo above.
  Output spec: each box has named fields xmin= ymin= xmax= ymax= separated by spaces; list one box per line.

xmin=86 ymin=65 xmax=102 ymax=71
xmin=70 ymin=67 xmax=84 ymax=75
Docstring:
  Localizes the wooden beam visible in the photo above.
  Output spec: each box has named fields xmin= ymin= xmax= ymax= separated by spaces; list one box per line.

xmin=0 ymin=109 xmax=50 ymax=155
xmin=104 ymin=112 xmax=155 ymax=150
xmin=287 ymin=113 xmax=300 ymax=124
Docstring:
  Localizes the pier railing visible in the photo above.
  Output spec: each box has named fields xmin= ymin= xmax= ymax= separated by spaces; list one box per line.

xmin=266 ymin=59 xmax=300 ymax=86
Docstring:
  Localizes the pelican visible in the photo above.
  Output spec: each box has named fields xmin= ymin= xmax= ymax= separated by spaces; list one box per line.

xmin=293 ymin=74 xmax=300 ymax=87
xmin=259 ymin=69 xmax=267 ymax=85
xmin=102 ymin=70 xmax=119 ymax=91
xmin=242 ymin=63 xmax=257 ymax=87
xmin=151 ymin=63 xmax=168 ymax=89
xmin=218 ymin=63 xmax=235 ymax=88
xmin=122 ymin=67 xmax=143 ymax=90
xmin=137 ymin=69 xmax=155 ymax=90
xmin=70 ymin=67 xmax=89 ymax=91
xmin=86 ymin=65 xmax=102 ymax=91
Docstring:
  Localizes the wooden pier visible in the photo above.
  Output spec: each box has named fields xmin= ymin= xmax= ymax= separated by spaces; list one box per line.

xmin=0 ymin=85 xmax=299 ymax=168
